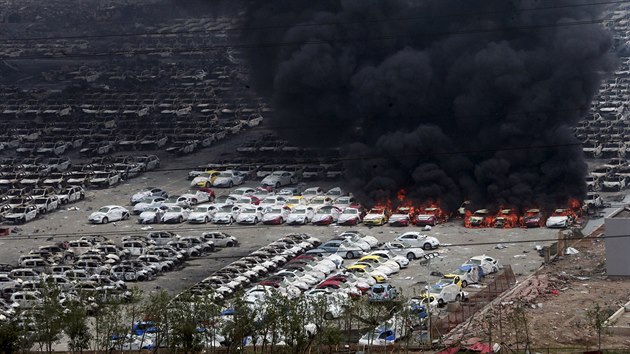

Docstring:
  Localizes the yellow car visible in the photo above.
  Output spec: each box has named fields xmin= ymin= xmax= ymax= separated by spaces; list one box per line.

xmin=357 ymin=255 xmax=401 ymax=274
xmin=436 ymin=275 xmax=463 ymax=290
xmin=190 ymin=170 xmax=220 ymax=188
xmin=363 ymin=207 xmax=389 ymax=226
xmin=346 ymin=264 xmax=387 ymax=283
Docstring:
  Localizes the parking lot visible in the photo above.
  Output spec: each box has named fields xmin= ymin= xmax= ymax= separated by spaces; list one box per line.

xmin=0 ymin=129 xmax=561 ymax=301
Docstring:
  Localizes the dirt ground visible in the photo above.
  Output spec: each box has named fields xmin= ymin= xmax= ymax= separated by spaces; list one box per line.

xmin=444 ymin=224 xmax=630 ymax=351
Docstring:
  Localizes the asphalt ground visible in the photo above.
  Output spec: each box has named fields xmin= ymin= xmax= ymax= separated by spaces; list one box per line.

xmin=0 ymin=128 xmax=563 ymax=300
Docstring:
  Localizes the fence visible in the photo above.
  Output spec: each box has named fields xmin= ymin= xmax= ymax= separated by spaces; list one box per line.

xmin=431 ymin=265 xmax=517 ymax=338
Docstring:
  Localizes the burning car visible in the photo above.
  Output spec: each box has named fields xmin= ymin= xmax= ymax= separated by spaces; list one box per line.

xmin=464 ymin=209 xmax=492 ymax=228
xmin=492 ymin=209 xmax=518 ymax=228
xmin=545 ymin=209 xmax=574 ymax=228
xmin=387 ymin=206 xmax=415 ymax=227
xmin=520 ymin=209 xmax=545 ymax=228
xmin=414 ymin=207 xmax=445 ymax=227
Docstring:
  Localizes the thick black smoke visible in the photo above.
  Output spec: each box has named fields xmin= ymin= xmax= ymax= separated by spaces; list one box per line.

xmin=242 ymin=0 xmax=616 ymax=212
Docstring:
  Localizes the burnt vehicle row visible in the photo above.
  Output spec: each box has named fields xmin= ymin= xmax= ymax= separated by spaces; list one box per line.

xmin=0 ymin=230 xmax=237 ymax=321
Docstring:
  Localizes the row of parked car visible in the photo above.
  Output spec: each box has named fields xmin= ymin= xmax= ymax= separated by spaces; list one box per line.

xmin=0 ymin=154 xmax=160 ymax=191
xmin=126 ymin=230 xmax=443 ymax=348
xmin=0 ymin=230 xmax=240 ymax=321
xmin=0 ymin=185 xmax=85 ymax=224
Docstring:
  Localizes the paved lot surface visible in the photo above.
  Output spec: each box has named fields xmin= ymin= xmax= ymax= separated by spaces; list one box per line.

xmin=0 ymin=129 xmax=561 ymax=299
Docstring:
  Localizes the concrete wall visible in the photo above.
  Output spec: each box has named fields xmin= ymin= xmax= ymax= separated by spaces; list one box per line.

xmin=605 ymin=218 xmax=630 ymax=277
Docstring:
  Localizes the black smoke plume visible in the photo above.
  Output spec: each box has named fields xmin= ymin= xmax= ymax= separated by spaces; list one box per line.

xmin=242 ymin=0 xmax=616 ymax=212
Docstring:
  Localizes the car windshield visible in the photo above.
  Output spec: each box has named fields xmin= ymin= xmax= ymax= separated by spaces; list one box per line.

xmin=231 ymin=190 xmax=246 ymax=196
xmin=269 ymin=208 xmax=282 ymax=214
xmin=292 ymin=209 xmax=306 ymax=215
xmin=311 ymin=199 xmax=325 ymax=205
xmin=327 ymin=189 xmax=341 ymax=196
xmin=215 ymin=196 xmax=231 ymax=203
xmin=220 ymin=205 xmax=233 ymax=212
xmin=370 ymin=208 xmax=384 ymax=214
xmin=336 ymin=198 xmax=349 ymax=204
xmin=98 ymin=207 xmax=110 ymax=213
xmin=93 ymin=172 xmax=109 ymax=178
xmin=343 ymin=209 xmax=358 ymax=214
xmin=262 ymin=198 xmax=276 ymax=204
xmin=372 ymin=286 xmax=385 ymax=294
xmin=288 ymin=198 xmax=301 ymax=204
xmin=243 ymin=208 xmax=257 ymax=214
xmin=467 ymin=258 xmax=481 ymax=265
xmin=165 ymin=197 xmax=179 ymax=203
xmin=194 ymin=206 xmax=209 ymax=212
xmin=169 ymin=206 xmax=182 ymax=212
xmin=316 ymin=208 xmax=330 ymax=214
xmin=271 ymin=171 xmax=284 ymax=176
xmin=303 ymin=189 xmax=318 ymax=196
xmin=33 ymin=199 xmax=47 ymax=205
xmin=13 ymin=207 xmax=28 ymax=213
xmin=237 ymin=198 xmax=251 ymax=204
xmin=436 ymin=279 xmax=452 ymax=286
xmin=218 ymin=172 xmax=232 ymax=177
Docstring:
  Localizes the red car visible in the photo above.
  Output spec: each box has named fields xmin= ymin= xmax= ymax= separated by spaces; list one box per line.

xmin=520 ymin=209 xmax=545 ymax=228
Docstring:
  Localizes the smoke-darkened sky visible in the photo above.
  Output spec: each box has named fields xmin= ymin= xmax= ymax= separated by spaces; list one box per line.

xmin=242 ymin=0 xmax=616 ymax=211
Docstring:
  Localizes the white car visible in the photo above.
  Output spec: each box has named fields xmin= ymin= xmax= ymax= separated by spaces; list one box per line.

xmin=201 ymin=231 xmax=238 ymax=247
xmin=357 ymin=255 xmax=400 ymax=275
xmin=337 ymin=207 xmax=363 ymax=225
xmin=236 ymin=206 xmax=264 ymax=224
xmin=132 ymin=196 xmax=167 ymax=214
xmin=311 ymin=206 xmax=342 ymax=225
xmin=31 ymin=196 xmax=59 ymax=214
xmin=325 ymin=187 xmax=346 ymax=201
xmin=261 ymin=206 xmax=291 ymax=225
xmin=545 ymin=209 xmax=573 ymax=228
xmin=333 ymin=196 xmax=358 ymax=211
xmin=161 ymin=206 xmax=191 ymax=223
xmin=286 ymin=206 xmax=315 ymax=225
xmin=368 ymin=250 xmax=409 ymax=268
xmin=188 ymin=204 xmax=218 ymax=224
xmin=302 ymin=187 xmax=324 ymax=201
xmin=334 ymin=234 xmax=371 ymax=252
xmin=308 ymin=196 xmax=333 ymax=211
xmin=136 ymin=155 xmax=160 ymax=171
xmin=338 ymin=231 xmax=379 ymax=248
xmin=180 ymin=190 xmax=213 ymax=205
xmin=57 ymin=186 xmax=85 ymax=204
xmin=89 ymin=171 xmax=121 ymax=188
xmin=138 ymin=206 xmax=169 ymax=224
xmin=4 ymin=205 xmax=39 ymax=224
xmin=213 ymin=170 xmax=245 ymax=188
xmin=230 ymin=187 xmax=256 ymax=198
xmin=261 ymin=171 xmax=297 ymax=188
xmin=463 ymin=255 xmax=500 ymax=274
xmin=380 ymin=241 xmax=428 ymax=261
xmin=258 ymin=196 xmax=288 ymax=209
xmin=427 ymin=279 xmax=466 ymax=306
xmin=212 ymin=204 xmax=241 ymax=224
xmin=88 ymin=205 xmax=130 ymax=224
xmin=162 ymin=196 xmax=192 ymax=209
xmin=394 ymin=231 xmax=440 ymax=250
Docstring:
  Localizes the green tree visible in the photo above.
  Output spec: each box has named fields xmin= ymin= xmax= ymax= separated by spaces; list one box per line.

xmin=0 ymin=316 xmax=23 ymax=353
xmin=587 ymin=301 xmax=615 ymax=351
xmin=168 ymin=294 xmax=204 ymax=353
xmin=144 ymin=290 xmax=172 ymax=350
xmin=63 ymin=300 xmax=91 ymax=354
xmin=31 ymin=283 xmax=64 ymax=353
